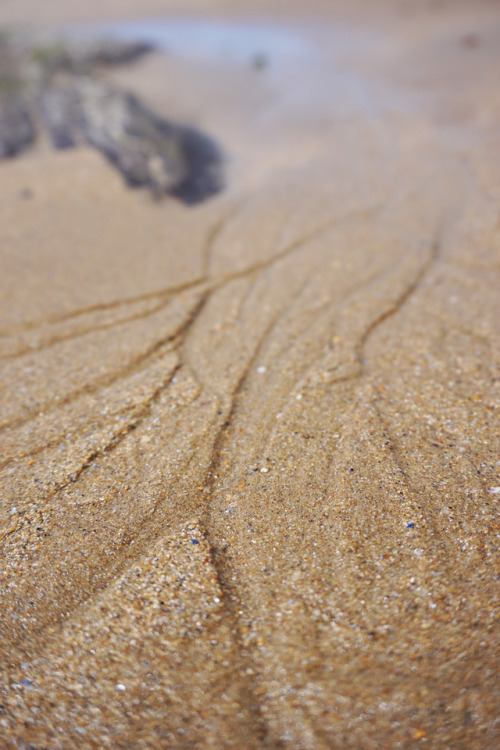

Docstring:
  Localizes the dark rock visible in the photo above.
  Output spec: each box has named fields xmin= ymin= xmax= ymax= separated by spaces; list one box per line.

xmin=0 ymin=95 xmax=36 ymax=158
xmin=75 ymin=79 xmax=187 ymax=193
xmin=38 ymin=87 xmax=77 ymax=149
xmin=74 ymin=80 xmax=224 ymax=203
xmin=0 ymin=32 xmax=224 ymax=205
xmin=171 ymin=125 xmax=224 ymax=205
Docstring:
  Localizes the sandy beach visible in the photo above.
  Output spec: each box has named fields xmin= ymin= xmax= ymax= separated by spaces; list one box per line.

xmin=0 ymin=1 xmax=499 ymax=747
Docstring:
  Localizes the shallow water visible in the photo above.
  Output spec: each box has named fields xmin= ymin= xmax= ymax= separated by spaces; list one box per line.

xmin=98 ymin=18 xmax=314 ymax=67
xmin=80 ymin=18 xmax=316 ymax=68
xmin=75 ymin=17 xmax=383 ymax=124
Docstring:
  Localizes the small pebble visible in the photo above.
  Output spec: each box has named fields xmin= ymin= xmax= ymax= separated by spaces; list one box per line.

xmin=413 ymin=729 xmax=427 ymax=739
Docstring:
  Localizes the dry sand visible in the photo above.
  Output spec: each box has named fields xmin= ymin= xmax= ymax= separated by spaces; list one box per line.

xmin=0 ymin=1 xmax=499 ymax=748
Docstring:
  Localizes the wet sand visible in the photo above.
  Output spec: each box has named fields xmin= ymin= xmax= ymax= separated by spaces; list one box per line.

xmin=0 ymin=1 xmax=499 ymax=748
